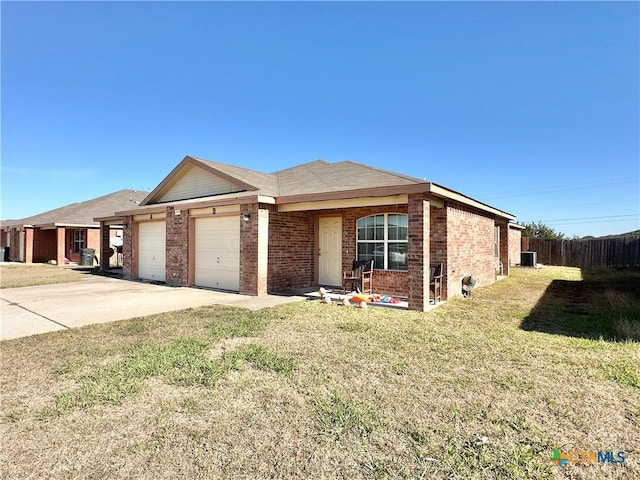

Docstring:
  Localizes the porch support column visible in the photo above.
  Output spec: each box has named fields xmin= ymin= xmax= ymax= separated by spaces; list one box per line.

xmin=408 ymin=193 xmax=430 ymax=312
xmin=123 ymin=216 xmax=134 ymax=279
xmin=99 ymin=222 xmax=110 ymax=271
xmin=56 ymin=227 xmax=66 ymax=266
xmin=24 ymin=227 xmax=34 ymax=263
xmin=239 ymin=204 xmax=269 ymax=296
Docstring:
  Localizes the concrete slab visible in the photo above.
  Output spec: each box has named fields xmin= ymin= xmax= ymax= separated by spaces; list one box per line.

xmin=0 ymin=276 xmax=305 ymax=341
xmin=0 ymin=300 xmax=67 ymax=339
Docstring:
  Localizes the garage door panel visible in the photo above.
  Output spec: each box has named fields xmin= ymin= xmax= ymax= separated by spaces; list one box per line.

xmin=138 ymin=222 xmax=166 ymax=281
xmin=195 ymin=217 xmax=240 ymax=291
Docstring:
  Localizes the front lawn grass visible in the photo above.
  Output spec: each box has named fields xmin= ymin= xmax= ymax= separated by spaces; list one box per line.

xmin=0 ymin=264 xmax=95 ymax=288
xmin=1 ymin=266 xmax=638 ymax=479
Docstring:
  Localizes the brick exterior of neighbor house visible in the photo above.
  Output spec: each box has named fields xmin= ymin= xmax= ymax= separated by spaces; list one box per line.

xmin=122 ymin=216 xmax=134 ymax=279
xmin=106 ymin=156 xmax=518 ymax=311
xmin=1 ymin=190 xmax=147 ymax=266
xmin=33 ymin=229 xmax=57 ymax=263
xmin=100 ymin=223 xmax=111 ymax=270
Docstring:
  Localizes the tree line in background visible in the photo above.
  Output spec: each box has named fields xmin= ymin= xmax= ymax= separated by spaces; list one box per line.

xmin=520 ymin=221 xmax=639 ymax=240
xmin=521 ymin=221 xmax=565 ymax=239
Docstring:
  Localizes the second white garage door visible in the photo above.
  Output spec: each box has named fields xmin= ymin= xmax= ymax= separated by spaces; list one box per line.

xmin=195 ymin=216 xmax=240 ymax=291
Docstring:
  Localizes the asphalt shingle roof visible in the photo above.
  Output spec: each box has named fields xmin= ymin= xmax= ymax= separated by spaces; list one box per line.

xmin=272 ymin=160 xmax=427 ymax=197
xmin=1 ymin=190 xmax=149 ymax=228
xmin=189 ymin=157 xmax=427 ymax=198
xmin=125 ymin=156 xmax=514 ymax=219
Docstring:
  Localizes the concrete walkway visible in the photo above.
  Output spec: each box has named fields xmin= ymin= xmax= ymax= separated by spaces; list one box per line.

xmin=0 ymin=276 xmax=305 ymax=341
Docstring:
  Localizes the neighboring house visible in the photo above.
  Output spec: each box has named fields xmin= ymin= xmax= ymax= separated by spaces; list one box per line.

xmin=1 ymin=190 xmax=148 ymax=265
xmin=99 ymin=156 xmax=520 ymax=311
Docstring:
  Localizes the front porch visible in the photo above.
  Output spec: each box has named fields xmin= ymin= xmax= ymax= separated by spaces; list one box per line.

xmin=261 ymin=192 xmax=437 ymax=311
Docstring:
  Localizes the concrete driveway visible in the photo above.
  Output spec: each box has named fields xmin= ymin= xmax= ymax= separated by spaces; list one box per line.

xmin=0 ymin=276 xmax=305 ymax=341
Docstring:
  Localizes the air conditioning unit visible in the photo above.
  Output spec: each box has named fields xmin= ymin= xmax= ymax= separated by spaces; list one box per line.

xmin=521 ymin=251 xmax=537 ymax=267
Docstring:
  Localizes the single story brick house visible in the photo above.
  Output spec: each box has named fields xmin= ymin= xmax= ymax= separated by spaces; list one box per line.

xmin=1 ymin=190 xmax=148 ymax=265
xmin=99 ymin=156 xmax=521 ymax=311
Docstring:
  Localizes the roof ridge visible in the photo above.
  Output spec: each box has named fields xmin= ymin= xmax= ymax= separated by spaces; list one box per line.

xmin=191 ymin=156 xmax=272 ymax=176
xmin=340 ymin=160 xmax=428 ymax=184
xmin=270 ymin=159 xmax=328 ymax=175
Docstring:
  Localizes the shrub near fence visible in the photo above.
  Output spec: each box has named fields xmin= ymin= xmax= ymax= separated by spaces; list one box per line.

xmin=522 ymin=235 xmax=640 ymax=268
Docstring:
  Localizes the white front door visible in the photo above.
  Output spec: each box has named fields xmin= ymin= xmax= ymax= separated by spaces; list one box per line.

xmin=318 ymin=216 xmax=342 ymax=286
xmin=195 ymin=216 xmax=240 ymax=291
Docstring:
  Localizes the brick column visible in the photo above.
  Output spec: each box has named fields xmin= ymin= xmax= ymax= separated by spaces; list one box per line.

xmin=122 ymin=216 xmax=134 ymax=278
xmin=99 ymin=222 xmax=110 ymax=270
xmin=166 ymin=210 xmax=189 ymax=286
xmin=408 ymin=193 xmax=430 ymax=311
xmin=240 ymin=204 xmax=269 ymax=295
xmin=9 ymin=229 xmax=18 ymax=261
xmin=56 ymin=227 xmax=66 ymax=266
xmin=24 ymin=227 xmax=34 ymax=263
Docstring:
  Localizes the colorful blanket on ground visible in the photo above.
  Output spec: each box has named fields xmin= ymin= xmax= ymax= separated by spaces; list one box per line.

xmin=350 ymin=294 xmax=402 ymax=304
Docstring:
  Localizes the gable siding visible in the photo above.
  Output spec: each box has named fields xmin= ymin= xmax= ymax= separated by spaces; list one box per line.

xmin=158 ymin=166 xmax=243 ymax=203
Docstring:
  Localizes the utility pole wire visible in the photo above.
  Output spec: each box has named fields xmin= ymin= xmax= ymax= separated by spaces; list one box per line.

xmin=522 ymin=214 xmax=639 ymax=223
xmin=477 ymin=176 xmax=639 ymax=200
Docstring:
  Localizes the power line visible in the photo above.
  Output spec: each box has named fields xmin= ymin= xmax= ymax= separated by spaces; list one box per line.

xmin=522 ymin=213 xmax=639 ymax=223
xmin=548 ymin=218 xmax=640 ymax=226
xmin=515 ymin=197 xmax=639 ymax=213
xmin=479 ymin=176 xmax=639 ymax=201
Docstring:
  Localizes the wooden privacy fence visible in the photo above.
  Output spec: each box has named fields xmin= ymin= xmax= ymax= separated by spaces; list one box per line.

xmin=521 ymin=235 xmax=640 ymax=268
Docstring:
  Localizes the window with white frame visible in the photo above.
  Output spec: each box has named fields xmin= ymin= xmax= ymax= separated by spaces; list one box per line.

xmin=74 ymin=230 xmax=85 ymax=253
xmin=356 ymin=213 xmax=408 ymax=270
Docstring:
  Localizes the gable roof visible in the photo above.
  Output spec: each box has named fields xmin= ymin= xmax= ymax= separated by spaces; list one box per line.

xmin=1 ymin=189 xmax=149 ymax=229
xmin=140 ymin=156 xmax=279 ymax=206
xmin=140 ymin=156 xmax=430 ymax=207
xmin=116 ymin=156 xmax=515 ymax=220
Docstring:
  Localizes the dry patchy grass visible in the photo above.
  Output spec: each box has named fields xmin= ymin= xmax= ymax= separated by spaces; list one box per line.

xmin=1 ymin=266 xmax=638 ymax=479
xmin=0 ymin=264 xmax=95 ymax=288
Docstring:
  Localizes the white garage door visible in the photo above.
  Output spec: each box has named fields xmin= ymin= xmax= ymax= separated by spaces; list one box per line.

xmin=195 ymin=216 xmax=240 ymax=291
xmin=138 ymin=222 xmax=166 ymax=281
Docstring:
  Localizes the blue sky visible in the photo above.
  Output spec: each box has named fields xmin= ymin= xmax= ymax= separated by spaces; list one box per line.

xmin=2 ymin=1 xmax=638 ymax=237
